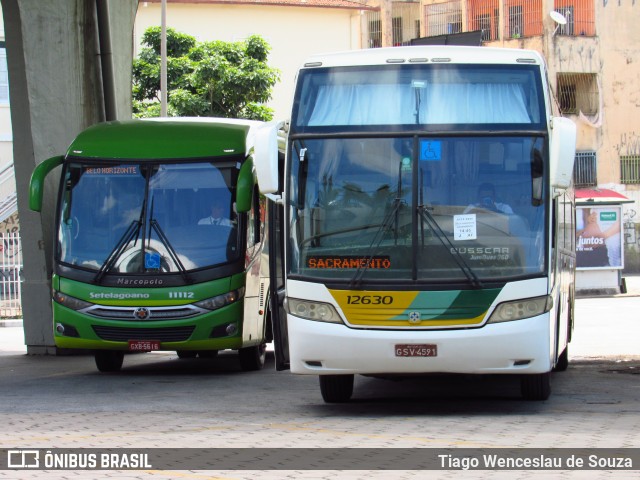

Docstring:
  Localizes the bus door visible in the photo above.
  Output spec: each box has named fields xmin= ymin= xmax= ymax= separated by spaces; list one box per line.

xmin=268 ymin=151 xmax=289 ymax=371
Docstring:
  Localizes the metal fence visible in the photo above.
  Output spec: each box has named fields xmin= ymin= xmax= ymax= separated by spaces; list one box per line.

xmin=0 ymin=231 xmax=22 ymax=318
xmin=362 ymin=2 xmax=421 ymax=48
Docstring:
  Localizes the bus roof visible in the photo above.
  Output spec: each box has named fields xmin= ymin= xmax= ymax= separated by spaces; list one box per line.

xmin=66 ymin=117 xmax=262 ymax=161
xmin=300 ymin=46 xmax=544 ymax=69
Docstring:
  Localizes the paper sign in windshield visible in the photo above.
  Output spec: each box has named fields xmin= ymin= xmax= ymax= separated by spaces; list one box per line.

xmin=454 ymin=214 xmax=477 ymax=241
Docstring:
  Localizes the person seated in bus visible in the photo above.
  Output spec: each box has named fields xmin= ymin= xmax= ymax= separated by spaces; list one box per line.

xmin=198 ymin=199 xmax=233 ymax=226
xmin=465 ymin=183 xmax=514 ymax=214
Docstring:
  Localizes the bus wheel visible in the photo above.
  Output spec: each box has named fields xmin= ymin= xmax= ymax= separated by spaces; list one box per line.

xmin=319 ymin=375 xmax=354 ymax=403
xmin=95 ymin=351 xmax=124 ymax=372
xmin=520 ymin=372 xmax=551 ymax=401
xmin=176 ymin=350 xmax=197 ymax=359
xmin=239 ymin=343 xmax=266 ymax=371
xmin=553 ymin=346 xmax=569 ymax=372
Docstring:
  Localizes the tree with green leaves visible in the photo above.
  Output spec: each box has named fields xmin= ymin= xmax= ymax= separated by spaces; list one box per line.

xmin=133 ymin=27 xmax=280 ymax=121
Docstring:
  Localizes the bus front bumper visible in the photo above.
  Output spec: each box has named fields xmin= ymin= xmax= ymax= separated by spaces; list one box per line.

xmin=288 ymin=314 xmax=553 ymax=375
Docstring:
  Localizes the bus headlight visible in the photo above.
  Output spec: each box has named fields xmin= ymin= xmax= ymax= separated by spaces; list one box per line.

xmin=53 ymin=291 xmax=92 ymax=311
xmin=285 ymin=297 xmax=342 ymax=324
xmin=487 ymin=295 xmax=553 ymax=324
xmin=195 ymin=287 xmax=245 ymax=311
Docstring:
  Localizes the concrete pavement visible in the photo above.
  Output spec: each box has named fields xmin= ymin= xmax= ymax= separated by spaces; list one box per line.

xmin=0 ymin=285 xmax=638 ymax=480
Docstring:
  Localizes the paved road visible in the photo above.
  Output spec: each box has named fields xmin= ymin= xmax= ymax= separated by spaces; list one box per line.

xmin=0 ymin=293 xmax=638 ymax=480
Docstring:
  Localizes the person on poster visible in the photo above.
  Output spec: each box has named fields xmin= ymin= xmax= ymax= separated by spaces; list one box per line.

xmin=576 ymin=208 xmax=620 ymax=267
xmin=604 ymin=221 xmax=621 ymax=267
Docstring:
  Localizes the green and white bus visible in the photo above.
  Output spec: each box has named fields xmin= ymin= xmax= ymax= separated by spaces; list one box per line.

xmin=255 ymin=46 xmax=577 ymax=402
xmin=30 ymin=118 xmax=271 ymax=372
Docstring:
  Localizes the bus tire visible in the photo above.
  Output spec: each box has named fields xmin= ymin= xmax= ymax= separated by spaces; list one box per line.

xmin=319 ymin=375 xmax=354 ymax=403
xmin=554 ymin=346 xmax=569 ymax=372
xmin=95 ymin=351 xmax=124 ymax=372
xmin=176 ymin=350 xmax=197 ymax=359
xmin=520 ymin=372 xmax=551 ymax=400
xmin=239 ymin=343 xmax=266 ymax=371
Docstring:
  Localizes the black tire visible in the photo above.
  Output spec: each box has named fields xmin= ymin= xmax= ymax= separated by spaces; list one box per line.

xmin=176 ymin=350 xmax=197 ymax=359
xmin=239 ymin=343 xmax=266 ymax=371
xmin=95 ymin=351 xmax=124 ymax=372
xmin=319 ymin=375 xmax=354 ymax=403
xmin=520 ymin=372 xmax=551 ymax=400
xmin=554 ymin=346 xmax=569 ymax=372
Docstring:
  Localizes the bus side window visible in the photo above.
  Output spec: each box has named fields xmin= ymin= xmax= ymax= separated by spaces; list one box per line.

xmin=247 ymin=185 xmax=261 ymax=250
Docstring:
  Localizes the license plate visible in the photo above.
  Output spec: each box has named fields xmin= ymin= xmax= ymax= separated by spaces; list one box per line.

xmin=395 ymin=344 xmax=437 ymax=357
xmin=128 ymin=340 xmax=161 ymax=352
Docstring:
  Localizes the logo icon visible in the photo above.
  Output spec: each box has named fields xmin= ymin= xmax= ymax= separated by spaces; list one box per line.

xmin=408 ymin=311 xmax=421 ymax=324
xmin=133 ymin=307 xmax=151 ymax=320
xmin=8 ymin=450 xmax=39 ymax=468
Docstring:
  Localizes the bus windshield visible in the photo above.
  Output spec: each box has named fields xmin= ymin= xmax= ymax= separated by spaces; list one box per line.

xmin=288 ymin=135 xmax=547 ymax=284
xmin=58 ymin=160 xmax=241 ymax=274
xmin=293 ymin=64 xmax=544 ymax=131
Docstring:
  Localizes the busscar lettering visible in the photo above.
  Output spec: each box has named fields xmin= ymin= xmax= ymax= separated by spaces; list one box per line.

xmin=308 ymin=256 xmax=391 ymax=269
xmin=450 ymin=247 xmax=510 ymax=255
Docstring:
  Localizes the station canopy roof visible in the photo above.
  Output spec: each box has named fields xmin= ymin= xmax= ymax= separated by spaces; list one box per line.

xmin=575 ymin=188 xmax=634 ymax=204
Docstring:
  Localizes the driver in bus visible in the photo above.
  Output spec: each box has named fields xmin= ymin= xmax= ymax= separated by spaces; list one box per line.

xmin=198 ymin=199 xmax=233 ymax=226
xmin=465 ymin=183 xmax=514 ymax=214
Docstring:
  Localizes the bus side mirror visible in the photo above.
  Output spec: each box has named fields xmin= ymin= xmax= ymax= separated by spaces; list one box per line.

xmin=29 ymin=155 xmax=64 ymax=212
xmin=236 ymin=157 xmax=254 ymax=213
xmin=253 ymin=121 xmax=282 ymax=194
xmin=549 ymin=116 xmax=577 ymax=193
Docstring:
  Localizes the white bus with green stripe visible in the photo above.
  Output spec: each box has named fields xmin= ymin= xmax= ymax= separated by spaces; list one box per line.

xmin=30 ymin=118 xmax=271 ymax=372
xmin=255 ymin=46 xmax=577 ymax=402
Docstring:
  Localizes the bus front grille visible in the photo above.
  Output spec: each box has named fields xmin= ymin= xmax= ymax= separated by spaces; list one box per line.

xmin=92 ymin=325 xmax=195 ymax=342
xmin=82 ymin=305 xmax=207 ymax=321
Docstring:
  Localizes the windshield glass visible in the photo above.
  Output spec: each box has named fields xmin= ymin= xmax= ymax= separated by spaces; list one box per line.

xmin=293 ymin=64 xmax=544 ymax=131
xmin=288 ymin=136 xmax=546 ymax=284
xmin=58 ymin=160 xmax=240 ymax=273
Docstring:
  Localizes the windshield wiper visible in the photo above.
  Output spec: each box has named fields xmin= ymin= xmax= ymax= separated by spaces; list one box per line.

xmin=417 ymin=205 xmax=483 ymax=288
xmin=94 ymin=190 xmax=148 ymax=283
xmin=148 ymin=198 xmax=191 ymax=283
xmin=350 ymin=163 xmax=405 ymax=286
xmin=350 ymin=197 xmax=403 ymax=286
xmin=94 ymin=219 xmax=142 ymax=283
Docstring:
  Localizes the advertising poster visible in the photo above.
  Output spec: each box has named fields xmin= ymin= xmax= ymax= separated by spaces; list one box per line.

xmin=576 ymin=205 xmax=622 ymax=269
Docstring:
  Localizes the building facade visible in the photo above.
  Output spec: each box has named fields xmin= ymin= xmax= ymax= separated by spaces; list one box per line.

xmin=417 ymin=0 xmax=640 ymax=283
xmin=135 ymin=0 xmax=372 ymax=120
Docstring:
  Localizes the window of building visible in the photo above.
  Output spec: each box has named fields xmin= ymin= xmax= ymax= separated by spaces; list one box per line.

xmin=557 ymin=73 xmax=599 ymax=116
xmin=508 ymin=5 xmax=523 ymax=37
xmin=424 ymin=0 xmax=462 ymax=37
xmin=468 ymin=0 xmax=499 ymax=41
xmin=366 ymin=14 xmax=382 ymax=48
xmin=573 ymin=151 xmax=597 ymax=188
xmin=392 ymin=2 xmax=421 ymax=46
xmin=504 ymin=0 xmax=543 ymax=38
xmin=556 ymin=5 xmax=575 ymax=35
xmin=0 ymin=44 xmax=9 ymax=104
xmin=553 ymin=0 xmax=595 ymax=36
xmin=621 ymin=156 xmax=640 ymax=185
